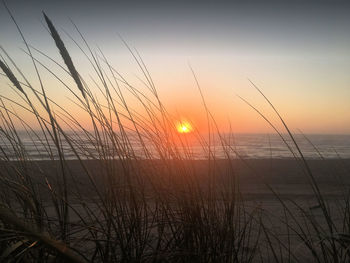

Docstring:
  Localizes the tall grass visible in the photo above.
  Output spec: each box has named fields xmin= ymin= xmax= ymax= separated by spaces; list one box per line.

xmin=0 ymin=10 xmax=349 ymax=263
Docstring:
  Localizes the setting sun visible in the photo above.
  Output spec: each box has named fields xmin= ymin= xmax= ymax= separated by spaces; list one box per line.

xmin=176 ymin=121 xmax=193 ymax=134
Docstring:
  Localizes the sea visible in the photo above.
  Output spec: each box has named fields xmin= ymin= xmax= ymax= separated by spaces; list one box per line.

xmin=1 ymin=132 xmax=350 ymax=160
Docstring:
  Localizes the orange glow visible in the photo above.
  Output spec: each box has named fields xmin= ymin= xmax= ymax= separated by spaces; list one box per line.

xmin=176 ymin=121 xmax=193 ymax=133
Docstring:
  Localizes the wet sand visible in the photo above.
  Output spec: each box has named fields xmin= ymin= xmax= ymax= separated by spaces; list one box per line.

xmin=1 ymin=158 xmax=349 ymax=196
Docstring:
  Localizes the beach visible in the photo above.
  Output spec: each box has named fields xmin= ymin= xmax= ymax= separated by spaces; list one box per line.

xmin=2 ymin=158 xmax=348 ymax=195
xmin=0 ymin=159 xmax=350 ymax=262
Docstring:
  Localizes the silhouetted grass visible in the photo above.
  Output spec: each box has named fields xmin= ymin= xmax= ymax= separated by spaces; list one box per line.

xmin=0 ymin=10 xmax=349 ymax=263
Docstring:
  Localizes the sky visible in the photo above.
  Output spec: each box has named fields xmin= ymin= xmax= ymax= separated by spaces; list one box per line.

xmin=0 ymin=0 xmax=350 ymax=134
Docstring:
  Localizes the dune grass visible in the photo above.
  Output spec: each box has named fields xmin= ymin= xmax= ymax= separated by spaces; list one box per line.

xmin=0 ymin=11 xmax=349 ymax=263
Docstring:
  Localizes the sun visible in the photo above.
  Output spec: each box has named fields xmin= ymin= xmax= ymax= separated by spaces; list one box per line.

xmin=176 ymin=121 xmax=193 ymax=134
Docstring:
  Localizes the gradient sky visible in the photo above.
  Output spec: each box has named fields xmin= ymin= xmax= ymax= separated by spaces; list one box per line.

xmin=1 ymin=0 xmax=350 ymax=134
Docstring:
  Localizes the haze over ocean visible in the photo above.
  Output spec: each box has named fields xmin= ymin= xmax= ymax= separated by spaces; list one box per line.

xmin=2 ymin=132 xmax=349 ymax=160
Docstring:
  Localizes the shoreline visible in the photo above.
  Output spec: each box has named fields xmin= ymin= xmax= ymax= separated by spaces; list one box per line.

xmin=2 ymin=158 xmax=349 ymax=179
xmin=1 ymin=158 xmax=349 ymax=194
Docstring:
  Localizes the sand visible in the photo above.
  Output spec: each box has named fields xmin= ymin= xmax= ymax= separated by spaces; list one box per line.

xmin=1 ymin=158 xmax=349 ymax=260
xmin=1 ymin=158 xmax=348 ymax=195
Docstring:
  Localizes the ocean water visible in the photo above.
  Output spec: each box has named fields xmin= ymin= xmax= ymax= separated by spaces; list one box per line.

xmin=0 ymin=132 xmax=349 ymax=160
xmin=182 ymin=133 xmax=350 ymax=159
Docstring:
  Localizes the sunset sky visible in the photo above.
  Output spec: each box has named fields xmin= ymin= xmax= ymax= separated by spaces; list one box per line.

xmin=0 ymin=0 xmax=349 ymax=134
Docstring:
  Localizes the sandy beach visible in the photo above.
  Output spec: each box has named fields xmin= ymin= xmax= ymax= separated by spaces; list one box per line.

xmin=1 ymin=158 xmax=349 ymax=261
xmin=2 ymin=158 xmax=348 ymax=196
